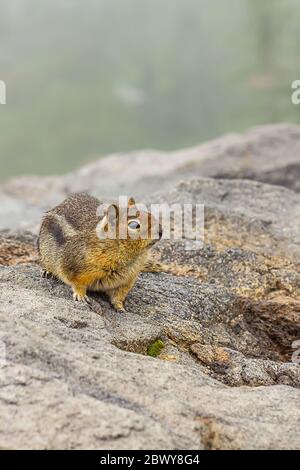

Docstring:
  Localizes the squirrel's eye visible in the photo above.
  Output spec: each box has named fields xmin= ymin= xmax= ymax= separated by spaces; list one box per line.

xmin=128 ymin=220 xmax=140 ymax=230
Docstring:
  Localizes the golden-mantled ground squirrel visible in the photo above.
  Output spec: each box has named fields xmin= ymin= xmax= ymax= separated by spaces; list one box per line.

xmin=38 ymin=193 xmax=163 ymax=312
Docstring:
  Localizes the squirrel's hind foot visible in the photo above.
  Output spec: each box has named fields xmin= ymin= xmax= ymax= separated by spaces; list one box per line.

xmin=111 ymin=300 xmax=126 ymax=313
xmin=116 ymin=307 xmax=126 ymax=313
xmin=41 ymin=269 xmax=56 ymax=279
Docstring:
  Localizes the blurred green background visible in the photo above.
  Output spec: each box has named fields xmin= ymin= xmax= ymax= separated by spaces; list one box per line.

xmin=0 ymin=0 xmax=299 ymax=180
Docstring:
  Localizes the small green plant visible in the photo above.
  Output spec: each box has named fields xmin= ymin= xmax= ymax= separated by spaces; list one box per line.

xmin=147 ymin=339 xmax=165 ymax=358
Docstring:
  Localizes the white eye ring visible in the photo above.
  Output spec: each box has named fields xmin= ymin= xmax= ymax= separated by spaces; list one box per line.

xmin=128 ymin=220 xmax=140 ymax=230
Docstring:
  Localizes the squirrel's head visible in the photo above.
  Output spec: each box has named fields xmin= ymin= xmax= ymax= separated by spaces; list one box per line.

xmin=96 ymin=197 xmax=162 ymax=251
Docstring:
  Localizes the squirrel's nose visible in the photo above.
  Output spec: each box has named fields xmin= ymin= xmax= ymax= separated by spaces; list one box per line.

xmin=159 ymin=225 xmax=163 ymax=239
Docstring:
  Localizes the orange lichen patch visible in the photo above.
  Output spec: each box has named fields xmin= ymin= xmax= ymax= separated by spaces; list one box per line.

xmin=190 ymin=344 xmax=231 ymax=367
xmin=266 ymin=292 xmax=300 ymax=304
xmin=196 ymin=416 xmax=242 ymax=450
xmin=162 ymin=236 xmax=299 ymax=300
xmin=163 ymin=321 xmax=206 ymax=349
xmin=163 ymin=262 xmax=207 ymax=280
xmin=0 ymin=237 xmax=38 ymax=265
xmin=241 ymin=297 xmax=300 ymax=361
xmin=234 ymin=258 xmax=300 ymax=300
xmin=204 ymin=217 xmax=277 ymax=254
xmin=160 ymin=354 xmax=178 ymax=362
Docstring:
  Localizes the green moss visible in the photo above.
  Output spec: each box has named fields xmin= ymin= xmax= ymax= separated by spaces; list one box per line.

xmin=147 ymin=339 xmax=165 ymax=358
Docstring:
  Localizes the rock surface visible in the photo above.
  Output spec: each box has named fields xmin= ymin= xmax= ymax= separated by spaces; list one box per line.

xmin=0 ymin=124 xmax=299 ymax=449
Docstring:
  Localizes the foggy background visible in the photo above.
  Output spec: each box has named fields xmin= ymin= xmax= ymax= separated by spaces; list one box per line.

xmin=0 ymin=0 xmax=299 ymax=180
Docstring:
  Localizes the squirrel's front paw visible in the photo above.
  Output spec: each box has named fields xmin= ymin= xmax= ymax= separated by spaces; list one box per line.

xmin=112 ymin=301 xmax=126 ymax=313
xmin=71 ymin=282 xmax=88 ymax=302
xmin=72 ymin=290 xmax=89 ymax=302
xmin=73 ymin=293 xmax=89 ymax=302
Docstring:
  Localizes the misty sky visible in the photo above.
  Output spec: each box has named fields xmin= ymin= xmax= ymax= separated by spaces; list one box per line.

xmin=0 ymin=0 xmax=299 ymax=179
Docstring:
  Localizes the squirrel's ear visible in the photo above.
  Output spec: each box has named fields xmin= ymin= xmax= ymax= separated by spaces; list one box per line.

xmin=106 ymin=204 xmax=119 ymax=226
xmin=128 ymin=197 xmax=136 ymax=207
